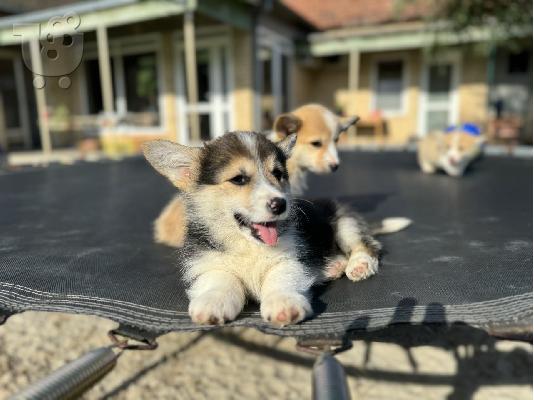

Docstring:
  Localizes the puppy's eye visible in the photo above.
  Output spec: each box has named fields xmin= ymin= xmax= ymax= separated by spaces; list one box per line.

xmin=229 ymin=174 xmax=250 ymax=186
xmin=272 ymin=168 xmax=284 ymax=181
xmin=310 ymin=140 xmax=322 ymax=148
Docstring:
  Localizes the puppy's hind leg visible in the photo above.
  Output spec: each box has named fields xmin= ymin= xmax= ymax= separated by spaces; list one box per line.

xmin=188 ymin=270 xmax=246 ymax=325
xmin=154 ymin=196 xmax=187 ymax=247
xmin=334 ymin=207 xmax=382 ymax=282
xmin=324 ymin=254 xmax=349 ymax=280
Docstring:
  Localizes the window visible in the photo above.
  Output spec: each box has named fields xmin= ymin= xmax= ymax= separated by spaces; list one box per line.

xmin=84 ymin=49 xmax=160 ymax=128
xmin=123 ymin=52 xmax=159 ymax=126
xmin=508 ymin=50 xmax=529 ymax=75
xmin=374 ymin=60 xmax=404 ymax=113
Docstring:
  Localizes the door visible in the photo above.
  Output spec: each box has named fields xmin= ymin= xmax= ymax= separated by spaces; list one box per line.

xmin=419 ymin=57 xmax=460 ymax=135
xmin=176 ymin=41 xmax=232 ymax=143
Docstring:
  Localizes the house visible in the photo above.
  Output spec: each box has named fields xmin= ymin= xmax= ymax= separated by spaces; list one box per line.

xmin=0 ymin=0 xmax=531 ymax=158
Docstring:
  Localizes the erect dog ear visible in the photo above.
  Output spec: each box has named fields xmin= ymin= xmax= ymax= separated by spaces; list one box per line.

xmin=277 ymin=133 xmax=297 ymax=158
xmin=142 ymin=140 xmax=200 ymax=190
xmin=273 ymin=113 xmax=302 ymax=138
xmin=338 ymin=115 xmax=360 ymax=133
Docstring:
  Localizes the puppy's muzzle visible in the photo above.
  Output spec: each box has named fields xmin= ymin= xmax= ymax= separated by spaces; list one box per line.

xmin=267 ymin=197 xmax=287 ymax=215
xmin=329 ymin=163 xmax=339 ymax=172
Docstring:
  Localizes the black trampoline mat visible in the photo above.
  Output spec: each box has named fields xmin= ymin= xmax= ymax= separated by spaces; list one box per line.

xmin=0 ymin=152 xmax=532 ymax=338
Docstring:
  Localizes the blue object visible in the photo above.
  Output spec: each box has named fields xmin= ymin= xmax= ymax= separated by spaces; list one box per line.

xmin=445 ymin=123 xmax=481 ymax=136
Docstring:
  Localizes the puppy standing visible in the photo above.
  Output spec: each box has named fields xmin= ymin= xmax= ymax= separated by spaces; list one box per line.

xmin=143 ymin=132 xmax=404 ymax=326
xmin=154 ymin=104 xmax=358 ymax=247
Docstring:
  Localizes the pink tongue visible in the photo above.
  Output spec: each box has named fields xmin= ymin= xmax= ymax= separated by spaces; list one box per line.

xmin=252 ymin=223 xmax=278 ymax=246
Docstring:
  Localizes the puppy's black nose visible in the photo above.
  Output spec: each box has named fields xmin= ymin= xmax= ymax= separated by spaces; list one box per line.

xmin=267 ymin=197 xmax=287 ymax=215
xmin=329 ymin=163 xmax=339 ymax=172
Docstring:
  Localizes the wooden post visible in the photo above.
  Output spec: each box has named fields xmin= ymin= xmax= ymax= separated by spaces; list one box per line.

xmin=183 ymin=11 xmax=200 ymax=142
xmin=96 ymin=25 xmax=114 ymax=114
xmin=30 ymin=38 xmax=52 ymax=156
xmin=0 ymin=92 xmax=7 ymax=150
xmin=348 ymin=50 xmax=360 ymax=139
xmin=14 ymin=56 xmax=31 ymax=149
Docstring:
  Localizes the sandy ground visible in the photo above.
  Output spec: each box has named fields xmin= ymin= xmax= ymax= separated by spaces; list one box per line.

xmin=0 ymin=312 xmax=531 ymax=400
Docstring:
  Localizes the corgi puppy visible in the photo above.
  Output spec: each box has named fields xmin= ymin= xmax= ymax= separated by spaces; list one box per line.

xmin=271 ymin=103 xmax=359 ymax=194
xmin=418 ymin=127 xmax=485 ymax=177
xmin=143 ymin=132 xmax=409 ymax=326
xmin=154 ymin=104 xmax=358 ymax=248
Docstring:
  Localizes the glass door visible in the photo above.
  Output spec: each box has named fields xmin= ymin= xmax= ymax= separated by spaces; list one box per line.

xmin=176 ymin=41 xmax=231 ymax=143
xmin=419 ymin=57 xmax=460 ymax=135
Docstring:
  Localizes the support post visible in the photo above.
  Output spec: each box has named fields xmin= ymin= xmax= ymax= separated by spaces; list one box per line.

xmin=96 ymin=25 xmax=114 ymax=114
xmin=29 ymin=38 xmax=52 ymax=156
xmin=183 ymin=11 xmax=200 ymax=142
xmin=348 ymin=50 xmax=360 ymax=139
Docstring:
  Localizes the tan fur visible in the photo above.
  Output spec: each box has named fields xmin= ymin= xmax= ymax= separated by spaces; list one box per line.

xmin=418 ymin=131 xmax=484 ymax=176
xmin=154 ymin=197 xmax=187 ymax=247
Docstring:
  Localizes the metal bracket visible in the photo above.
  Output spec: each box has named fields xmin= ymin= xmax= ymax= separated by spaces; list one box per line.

xmin=108 ymin=329 xmax=158 ymax=351
xmin=296 ymin=337 xmax=353 ymax=356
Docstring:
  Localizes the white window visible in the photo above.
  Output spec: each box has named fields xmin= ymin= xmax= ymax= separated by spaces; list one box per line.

xmin=373 ymin=60 xmax=405 ymax=115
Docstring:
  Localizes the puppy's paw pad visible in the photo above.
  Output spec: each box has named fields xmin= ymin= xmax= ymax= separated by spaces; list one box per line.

xmin=261 ymin=294 xmax=312 ymax=327
xmin=324 ymin=257 xmax=348 ymax=279
xmin=346 ymin=252 xmax=379 ymax=282
xmin=188 ymin=292 xmax=242 ymax=325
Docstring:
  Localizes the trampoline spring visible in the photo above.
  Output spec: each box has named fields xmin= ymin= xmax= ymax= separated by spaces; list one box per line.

xmin=312 ymin=352 xmax=351 ymax=400
xmin=9 ymin=346 xmax=118 ymax=400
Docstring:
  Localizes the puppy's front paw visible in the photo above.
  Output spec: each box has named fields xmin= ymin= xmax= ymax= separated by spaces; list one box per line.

xmin=188 ymin=291 xmax=243 ymax=325
xmin=345 ymin=252 xmax=379 ymax=282
xmin=261 ymin=293 xmax=312 ymax=327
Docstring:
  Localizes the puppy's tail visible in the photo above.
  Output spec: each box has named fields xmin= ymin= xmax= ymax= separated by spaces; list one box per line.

xmin=371 ymin=217 xmax=412 ymax=236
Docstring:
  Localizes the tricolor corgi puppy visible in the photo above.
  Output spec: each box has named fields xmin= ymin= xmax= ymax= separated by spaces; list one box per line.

xmin=271 ymin=103 xmax=359 ymax=194
xmin=154 ymin=104 xmax=358 ymax=248
xmin=143 ymin=131 xmax=410 ymax=326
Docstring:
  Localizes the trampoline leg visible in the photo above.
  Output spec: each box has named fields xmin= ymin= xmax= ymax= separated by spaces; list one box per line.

xmin=312 ymin=352 xmax=351 ymax=400
xmin=9 ymin=346 xmax=118 ymax=400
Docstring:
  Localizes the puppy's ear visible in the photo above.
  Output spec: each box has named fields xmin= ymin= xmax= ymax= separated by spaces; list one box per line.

xmin=142 ymin=140 xmax=200 ymax=189
xmin=274 ymin=113 xmax=302 ymax=138
xmin=277 ymin=133 xmax=297 ymax=158
xmin=338 ymin=115 xmax=360 ymax=133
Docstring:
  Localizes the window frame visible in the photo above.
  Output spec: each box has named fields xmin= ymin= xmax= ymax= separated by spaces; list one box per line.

xmin=370 ymin=54 xmax=409 ymax=117
xmin=81 ymin=33 xmax=165 ymax=133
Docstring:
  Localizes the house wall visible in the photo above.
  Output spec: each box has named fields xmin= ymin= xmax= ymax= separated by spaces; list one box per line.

xmin=292 ymin=47 xmax=492 ymax=144
xmin=231 ymin=28 xmax=254 ymax=131
xmin=458 ymin=49 xmax=488 ymax=127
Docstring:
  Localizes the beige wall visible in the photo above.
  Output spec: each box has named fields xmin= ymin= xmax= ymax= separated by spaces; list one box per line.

xmin=231 ymin=28 xmax=255 ymax=131
xmin=292 ymin=47 xmax=490 ymax=144
xmin=458 ymin=50 xmax=488 ymax=127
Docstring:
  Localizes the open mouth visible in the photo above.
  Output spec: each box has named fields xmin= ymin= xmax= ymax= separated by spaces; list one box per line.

xmin=234 ymin=213 xmax=279 ymax=246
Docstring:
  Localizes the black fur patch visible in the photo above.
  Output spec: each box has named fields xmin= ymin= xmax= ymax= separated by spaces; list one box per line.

xmin=197 ymin=133 xmax=251 ymax=185
xmin=197 ymin=132 xmax=288 ymax=185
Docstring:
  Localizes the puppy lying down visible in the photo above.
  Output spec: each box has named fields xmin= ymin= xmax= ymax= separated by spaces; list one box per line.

xmin=143 ymin=131 xmax=410 ymax=326
xmin=154 ymin=103 xmax=359 ymax=248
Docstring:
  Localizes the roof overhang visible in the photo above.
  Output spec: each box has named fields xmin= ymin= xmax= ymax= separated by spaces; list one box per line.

xmin=308 ymin=21 xmax=533 ymax=56
xmin=0 ymin=0 xmax=196 ymax=46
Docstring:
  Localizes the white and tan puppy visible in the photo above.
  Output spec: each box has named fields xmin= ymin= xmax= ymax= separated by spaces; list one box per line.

xmin=272 ymin=103 xmax=359 ymax=194
xmin=143 ymin=131 xmax=402 ymax=326
xmin=154 ymin=104 xmax=358 ymax=248
xmin=418 ymin=128 xmax=485 ymax=177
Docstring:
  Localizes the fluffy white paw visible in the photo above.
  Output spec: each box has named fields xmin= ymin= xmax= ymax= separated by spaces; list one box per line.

xmin=260 ymin=293 xmax=312 ymax=327
xmin=324 ymin=255 xmax=349 ymax=280
xmin=345 ymin=252 xmax=379 ymax=282
xmin=188 ymin=291 xmax=243 ymax=325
